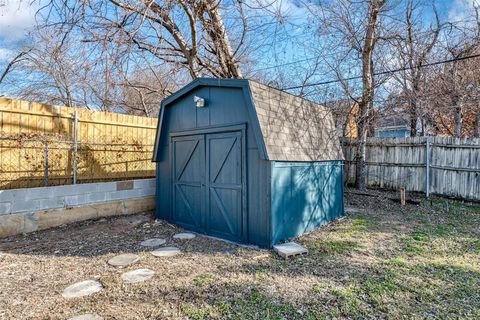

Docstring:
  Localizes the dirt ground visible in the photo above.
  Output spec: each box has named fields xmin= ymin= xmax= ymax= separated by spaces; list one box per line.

xmin=1 ymin=189 xmax=479 ymax=320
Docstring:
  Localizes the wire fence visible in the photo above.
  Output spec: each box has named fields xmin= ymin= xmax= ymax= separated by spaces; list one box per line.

xmin=0 ymin=136 xmax=155 ymax=190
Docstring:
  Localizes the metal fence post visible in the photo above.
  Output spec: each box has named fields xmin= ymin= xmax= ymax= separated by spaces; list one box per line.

xmin=44 ymin=141 xmax=49 ymax=187
xmin=425 ymin=136 xmax=430 ymax=198
xmin=73 ymin=111 xmax=78 ymax=184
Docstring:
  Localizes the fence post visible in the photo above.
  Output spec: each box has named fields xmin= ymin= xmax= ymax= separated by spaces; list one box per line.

xmin=73 ymin=111 xmax=78 ymax=184
xmin=44 ymin=141 xmax=49 ymax=187
xmin=425 ymin=136 xmax=430 ymax=198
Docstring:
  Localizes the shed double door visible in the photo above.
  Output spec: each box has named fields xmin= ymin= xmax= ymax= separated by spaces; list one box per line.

xmin=171 ymin=131 xmax=244 ymax=242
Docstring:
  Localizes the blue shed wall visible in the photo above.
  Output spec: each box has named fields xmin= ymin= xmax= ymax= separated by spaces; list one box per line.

xmin=155 ymin=85 xmax=271 ymax=247
xmin=270 ymin=161 xmax=344 ymax=245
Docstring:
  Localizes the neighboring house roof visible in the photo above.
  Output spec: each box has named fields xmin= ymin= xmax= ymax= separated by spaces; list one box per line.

xmin=325 ymin=98 xmax=358 ymax=111
xmin=375 ymin=115 xmax=410 ymax=131
xmin=153 ymin=78 xmax=344 ymax=162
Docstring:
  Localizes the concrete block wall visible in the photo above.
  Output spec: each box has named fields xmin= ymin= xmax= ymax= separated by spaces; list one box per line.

xmin=0 ymin=179 xmax=156 ymax=238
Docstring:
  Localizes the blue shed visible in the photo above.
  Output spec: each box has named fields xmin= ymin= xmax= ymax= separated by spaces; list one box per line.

xmin=153 ymin=78 xmax=345 ymax=248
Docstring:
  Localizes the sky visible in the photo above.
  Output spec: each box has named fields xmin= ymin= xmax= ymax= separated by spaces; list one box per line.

xmin=0 ymin=0 xmax=478 ymax=88
xmin=0 ymin=0 xmax=39 ymax=60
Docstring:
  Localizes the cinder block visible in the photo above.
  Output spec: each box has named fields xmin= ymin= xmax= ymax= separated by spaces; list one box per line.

xmin=37 ymin=197 xmax=65 ymax=210
xmin=1 ymin=193 xmax=156 ymax=238
xmin=96 ymin=182 xmax=116 ymax=192
xmin=124 ymin=189 xmax=142 ymax=199
xmin=133 ymin=179 xmax=155 ymax=189
xmin=87 ymin=192 xmax=107 ymax=204
xmin=138 ymin=188 xmax=156 ymax=197
xmin=273 ymin=242 xmax=308 ymax=259
xmin=11 ymin=199 xmax=38 ymax=213
xmin=0 ymin=202 xmax=12 ymax=215
xmin=146 ymin=179 xmax=156 ymax=188
xmin=21 ymin=187 xmax=53 ymax=200
xmin=54 ymin=184 xmax=93 ymax=197
xmin=106 ymin=190 xmax=128 ymax=201
xmin=116 ymin=180 xmax=134 ymax=191
xmin=64 ymin=194 xmax=88 ymax=207
xmin=0 ymin=213 xmax=24 ymax=238
xmin=133 ymin=179 xmax=148 ymax=189
xmin=0 ymin=190 xmax=14 ymax=203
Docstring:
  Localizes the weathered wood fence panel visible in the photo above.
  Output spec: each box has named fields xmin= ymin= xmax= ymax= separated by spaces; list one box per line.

xmin=343 ymin=136 xmax=480 ymax=201
xmin=0 ymin=98 xmax=158 ymax=190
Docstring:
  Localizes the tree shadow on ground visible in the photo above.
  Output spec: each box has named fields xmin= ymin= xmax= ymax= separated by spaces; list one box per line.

xmin=0 ymin=213 xmax=241 ymax=257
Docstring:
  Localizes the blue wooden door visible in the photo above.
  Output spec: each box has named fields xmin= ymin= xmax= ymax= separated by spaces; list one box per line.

xmin=172 ymin=135 xmax=205 ymax=233
xmin=206 ymin=132 xmax=243 ymax=241
xmin=171 ymin=131 xmax=244 ymax=242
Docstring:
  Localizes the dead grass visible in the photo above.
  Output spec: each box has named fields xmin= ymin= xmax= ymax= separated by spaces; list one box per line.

xmin=1 ymin=190 xmax=479 ymax=319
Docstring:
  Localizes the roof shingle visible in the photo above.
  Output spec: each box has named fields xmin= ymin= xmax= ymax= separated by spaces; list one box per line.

xmin=247 ymin=81 xmax=344 ymax=162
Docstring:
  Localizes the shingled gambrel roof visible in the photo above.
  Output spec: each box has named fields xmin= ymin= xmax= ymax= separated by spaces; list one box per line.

xmin=153 ymin=78 xmax=344 ymax=162
xmin=248 ymin=80 xmax=343 ymax=161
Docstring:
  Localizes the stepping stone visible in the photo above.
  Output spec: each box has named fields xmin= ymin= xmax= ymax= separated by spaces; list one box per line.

xmin=173 ymin=232 xmax=196 ymax=240
xmin=121 ymin=268 xmax=155 ymax=284
xmin=273 ymin=242 xmax=308 ymax=259
xmin=68 ymin=314 xmax=103 ymax=320
xmin=107 ymin=253 xmax=140 ymax=267
xmin=62 ymin=280 xmax=103 ymax=299
xmin=151 ymin=246 xmax=181 ymax=257
xmin=140 ymin=238 xmax=166 ymax=247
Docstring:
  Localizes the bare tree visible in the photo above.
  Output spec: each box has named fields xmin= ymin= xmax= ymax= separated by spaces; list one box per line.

xmin=427 ymin=48 xmax=480 ymax=137
xmin=351 ymin=0 xmax=388 ymax=190
xmin=307 ymin=0 xmax=391 ymax=190
xmin=117 ymin=66 xmax=182 ymax=116
xmin=4 ymin=28 xmax=107 ymax=109
xmin=425 ymin=2 xmax=480 ymax=137
xmin=41 ymin=0 xmax=245 ymax=80
xmin=0 ymin=50 xmax=31 ymax=85
xmin=391 ymin=0 xmax=442 ymax=136
xmin=2 ymin=13 xmax=186 ymax=114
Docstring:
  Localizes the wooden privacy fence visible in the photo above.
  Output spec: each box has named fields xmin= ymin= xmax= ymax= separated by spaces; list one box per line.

xmin=343 ymin=137 xmax=480 ymax=201
xmin=0 ymin=98 xmax=158 ymax=190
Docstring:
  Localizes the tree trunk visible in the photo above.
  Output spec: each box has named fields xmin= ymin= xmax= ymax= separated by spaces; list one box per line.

xmin=202 ymin=1 xmax=242 ymax=78
xmin=474 ymin=112 xmax=480 ymax=138
xmin=354 ymin=0 xmax=385 ymax=190
xmin=453 ymin=105 xmax=463 ymax=137
xmin=409 ymin=80 xmax=420 ymax=136
xmin=410 ymin=105 xmax=417 ymax=136
xmin=355 ymin=103 xmax=369 ymax=191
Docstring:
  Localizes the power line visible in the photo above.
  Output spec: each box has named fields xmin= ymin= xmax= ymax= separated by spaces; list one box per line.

xmin=254 ymin=56 xmax=318 ymax=71
xmin=282 ymin=53 xmax=480 ymax=91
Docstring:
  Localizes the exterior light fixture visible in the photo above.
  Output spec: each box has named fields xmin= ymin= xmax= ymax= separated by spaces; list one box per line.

xmin=194 ymin=96 xmax=205 ymax=108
